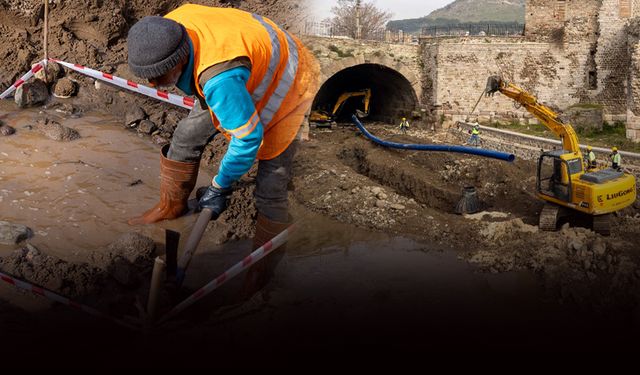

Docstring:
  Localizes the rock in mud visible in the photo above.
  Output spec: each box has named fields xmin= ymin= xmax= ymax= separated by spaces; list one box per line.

xmin=125 ymin=106 xmax=146 ymax=128
xmin=91 ymin=232 xmax=155 ymax=269
xmin=34 ymin=61 xmax=63 ymax=83
xmin=0 ymin=244 xmax=101 ymax=298
xmin=137 ymin=120 xmax=157 ymax=135
xmin=0 ymin=124 xmax=16 ymax=136
xmin=0 ymin=221 xmax=33 ymax=245
xmin=33 ymin=118 xmax=80 ymax=141
xmin=14 ymin=78 xmax=48 ymax=108
xmin=52 ymin=78 xmax=78 ymax=98
xmin=151 ymin=134 xmax=169 ymax=145
xmin=591 ymin=238 xmax=607 ymax=256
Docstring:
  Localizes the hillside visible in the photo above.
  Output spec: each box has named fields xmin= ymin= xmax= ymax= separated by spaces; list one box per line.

xmin=387 ymin=0 xmax=526 ymax=33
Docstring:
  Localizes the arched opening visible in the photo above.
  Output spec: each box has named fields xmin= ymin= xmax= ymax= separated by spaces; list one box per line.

xmin=312 ymin=63 xmax=418 ymax=124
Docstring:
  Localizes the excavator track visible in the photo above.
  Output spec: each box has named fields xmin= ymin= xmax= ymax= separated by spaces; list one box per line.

xmin=592 ymin=214 xmax=611 ymax=236
xmin=539 ymin=204 xmax=560 ymax=231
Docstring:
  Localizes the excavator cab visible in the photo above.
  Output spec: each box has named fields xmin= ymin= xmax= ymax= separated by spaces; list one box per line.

xmin=537 ymin=150 xmax=583 ymax=202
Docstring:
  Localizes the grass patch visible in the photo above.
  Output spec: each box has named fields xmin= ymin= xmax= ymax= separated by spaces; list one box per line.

xmin=567 ymin=103 xmax=604 ymax=110
xmin=328 ymin=44 xmax=354 ymax=58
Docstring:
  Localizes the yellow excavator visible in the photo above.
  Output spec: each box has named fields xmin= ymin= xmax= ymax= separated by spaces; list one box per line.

xmin=310 ymin=88 xmax=371 ymax=127
xmin=485 ymin=76 xmax=637 ymax=235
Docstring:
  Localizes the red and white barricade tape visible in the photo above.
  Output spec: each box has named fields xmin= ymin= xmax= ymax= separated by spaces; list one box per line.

xmin=0 ymin=60 xmax=46 ymax=100
xmin=1 ymin=58 xmax=196 ymax=110
xmin=49 ymin=58 xmax=195 ymax=110
xmin=0 ymin=270 xmax=138 ymax=330
xmin=158 ymin=224 xmax=295 ymax=324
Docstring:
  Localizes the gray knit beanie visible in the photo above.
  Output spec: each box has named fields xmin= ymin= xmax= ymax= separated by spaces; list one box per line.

xmin=127 ymin=16 xmax=190 ymax=79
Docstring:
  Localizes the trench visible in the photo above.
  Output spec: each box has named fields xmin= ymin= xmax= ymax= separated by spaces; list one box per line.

xmin=311 ymin=63 xmax=418 ymax=123
xmin=339 ymin=143 xmax=461 ymax=212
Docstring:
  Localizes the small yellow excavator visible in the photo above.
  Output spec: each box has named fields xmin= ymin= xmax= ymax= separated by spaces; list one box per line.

xmin=485 ymin=76 xmax=637 ymax=235
xmin=310 ymin=88 xmax=371 ymax=127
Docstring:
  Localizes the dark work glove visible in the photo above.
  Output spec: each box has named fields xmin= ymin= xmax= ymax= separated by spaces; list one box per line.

xmin=198 ymin=184 xmax=233 ymax=220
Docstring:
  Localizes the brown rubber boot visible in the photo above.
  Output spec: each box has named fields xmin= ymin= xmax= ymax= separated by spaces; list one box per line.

xmin=240 ymin=214 xmax=290 ymax=299
xmin=128 ymin=144 xmax=199 ymax=225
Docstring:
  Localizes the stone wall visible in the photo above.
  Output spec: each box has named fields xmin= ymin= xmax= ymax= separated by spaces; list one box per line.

xmin=594 ymin=0 xmax=632 ymax=115
xmin=304 ymin=36 xmax=422 ymax=100
xmin=627 ymin=18 xmax=640 ymax=140
xmin=419 ymin=37 xmax=591 ymax=127
xmin=418 ymin=0 xmax=640 ymax=141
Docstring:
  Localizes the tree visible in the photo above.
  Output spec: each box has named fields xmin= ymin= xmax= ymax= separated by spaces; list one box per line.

xmin=330 ymin=0 xmax=393 ymax=40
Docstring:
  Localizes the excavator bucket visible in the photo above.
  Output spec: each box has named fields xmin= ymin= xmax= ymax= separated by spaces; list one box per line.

xmin=485 ymin=76 xmax=503 ymax=96
xmin=355 ymin=109 xmax=368 ymax=118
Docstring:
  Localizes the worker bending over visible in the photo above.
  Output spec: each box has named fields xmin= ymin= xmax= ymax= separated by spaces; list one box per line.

xmin=126 ymin=4 xmax=318 ymax=298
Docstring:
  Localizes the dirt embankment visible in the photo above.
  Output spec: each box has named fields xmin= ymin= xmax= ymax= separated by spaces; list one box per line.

xmin=0 ymin=0 xmax=309 ymax=134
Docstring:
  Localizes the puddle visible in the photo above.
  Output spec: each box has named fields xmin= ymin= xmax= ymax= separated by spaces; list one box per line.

xmin=0 ymin=101 xmax=214 ymax=261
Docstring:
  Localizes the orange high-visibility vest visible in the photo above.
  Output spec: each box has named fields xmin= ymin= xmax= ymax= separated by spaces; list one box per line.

xmin=165 ymin=4 xmax=318 ymax=160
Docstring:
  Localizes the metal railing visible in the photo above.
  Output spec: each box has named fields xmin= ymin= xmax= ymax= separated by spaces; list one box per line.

xmin=303 ymin=21 xmax=418 ymax=44
xmin=421 ymin=23 xmax=525 ymax=38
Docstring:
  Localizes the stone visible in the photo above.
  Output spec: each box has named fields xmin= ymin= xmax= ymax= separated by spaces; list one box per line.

xmin=14 ymin=79 xmax=48 ymax=108
xmin=0 ymin=124 xmax=16 ymax=136
xmin=34 ymin=118 xmax=80 ymax=141
xmin=137 ymin=120 xmax=157 ymax=135
xmin=389 ymin=203 xmax=406 ymax=210
xmin=375 ymin=199 xmax=386 ymax=208
xmin=564 ymin=105 xmax=603 ymax=132
xmin=34 ymin=61 xmax=63 ymax=83
xmin=371 ymin=187 xmax=383 ymax=195
xmin=125 ymin=106 xmax=146 ymax=127
xmin=377 ymin=192 xmax=388 ymax=200
xmin=0 ymin=221 xmax=33 ymax=245
xmin=52 ymin=78 xmax=78 ymax=98
xmin=591 ymin=238 xmax=606 ymax=256
xmin=570 ymin=239 xmax=585 ymax=252
xmin=152 ymin=135 xmax=168 ymax=145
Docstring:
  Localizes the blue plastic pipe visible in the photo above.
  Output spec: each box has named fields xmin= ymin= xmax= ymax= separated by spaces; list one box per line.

xmin=351 ymin=115 xmax=516 ymax=162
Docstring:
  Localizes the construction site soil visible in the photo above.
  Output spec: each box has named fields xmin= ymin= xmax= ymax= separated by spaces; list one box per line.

xmin=1 ymin=0 xmax=640 ymax=363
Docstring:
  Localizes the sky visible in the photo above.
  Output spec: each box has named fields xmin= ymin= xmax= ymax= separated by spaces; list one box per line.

xmin=309 ymin=0 xmax=455 ymax=21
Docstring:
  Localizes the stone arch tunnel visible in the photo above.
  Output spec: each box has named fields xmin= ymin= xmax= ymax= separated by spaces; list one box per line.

xmin=311 ymin=63 xmax=419 ymax=124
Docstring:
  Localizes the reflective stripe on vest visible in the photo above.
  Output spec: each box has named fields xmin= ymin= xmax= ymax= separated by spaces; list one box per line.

xmin=613 ymin=153 xmax=621 ymax=164
xmin=250 ymin=14 xmax=299 ymax=126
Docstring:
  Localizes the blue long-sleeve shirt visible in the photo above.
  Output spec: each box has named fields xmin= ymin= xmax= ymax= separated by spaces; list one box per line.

xmin=176 ymin=40 xmax=263 ymax=189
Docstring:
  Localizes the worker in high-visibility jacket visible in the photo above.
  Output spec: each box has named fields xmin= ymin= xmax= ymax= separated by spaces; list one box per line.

xmin=467 ymin=123 xmax=481 ymax=147
xmin=610 ymin=147 xmax=622 ymax=171
xmin=126 ymin=4 xmax=319 ymax=297
xmin=399 ymin=117 xmax=410 ymax=134
xmin=585 ymin=146 xmax=597 ymax=170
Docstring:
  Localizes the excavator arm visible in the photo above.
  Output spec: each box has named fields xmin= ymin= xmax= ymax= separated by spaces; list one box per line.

xmin=485 ymin=76 xmax=581 ymax=154
xmin=331 ymin=89 xmax=371 ymax=118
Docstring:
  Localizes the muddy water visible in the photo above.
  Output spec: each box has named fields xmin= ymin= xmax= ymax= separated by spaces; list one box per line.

xmin=0 ymin=101 xmax=215 ymax=261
